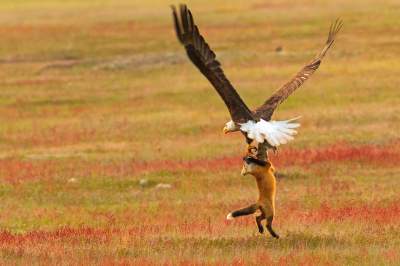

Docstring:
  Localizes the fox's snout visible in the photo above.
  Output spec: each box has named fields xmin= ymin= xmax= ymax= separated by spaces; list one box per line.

xmin=241 ymin=166 xmax=249 ymax=176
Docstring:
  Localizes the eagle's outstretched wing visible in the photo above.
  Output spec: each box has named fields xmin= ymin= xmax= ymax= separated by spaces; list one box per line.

xmin=253 ymin=19 xmax=343 ymax=121
xmin=172 ymin=4 xmax=254 ymax=123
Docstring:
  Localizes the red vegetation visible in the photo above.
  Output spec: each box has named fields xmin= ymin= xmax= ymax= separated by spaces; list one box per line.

xmin=383 ymin=248 xmax=399 ymax=264
xmin=0 ymin=158 xmax=55 ymax=184
xmin=0 ymin=227 xmax=115 ymax=245
xmin=1 ymin=141 xmax=399 ymax=183
xmin=132 ymin=141 xmax=400 ymax=174
xmin=131 ymin=156 xmax=241 ymax=174
xmin=285 ymin=200 xmax=400 ymax=225
xmin=271 ymin=141 xmax=400 ymax=168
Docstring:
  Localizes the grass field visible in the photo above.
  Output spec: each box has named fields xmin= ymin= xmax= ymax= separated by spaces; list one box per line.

xmin=0 ymin=0 xmax=399 ymax=264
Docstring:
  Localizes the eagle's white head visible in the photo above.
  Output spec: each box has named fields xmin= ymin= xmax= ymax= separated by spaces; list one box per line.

xmin=223 ymin=120 xmax=239 ymax=134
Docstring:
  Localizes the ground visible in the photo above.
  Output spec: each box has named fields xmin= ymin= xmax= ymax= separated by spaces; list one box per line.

xmin=0 ymin=0 xmax=399 ymax=265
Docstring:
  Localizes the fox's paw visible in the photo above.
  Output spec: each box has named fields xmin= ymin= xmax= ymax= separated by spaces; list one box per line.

xmin=258 ymin=226 xmax=264 ymax=234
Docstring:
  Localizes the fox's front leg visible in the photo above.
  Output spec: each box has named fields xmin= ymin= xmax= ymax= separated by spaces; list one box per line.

xmin=226 ymin=204 xmax=258 ymax=220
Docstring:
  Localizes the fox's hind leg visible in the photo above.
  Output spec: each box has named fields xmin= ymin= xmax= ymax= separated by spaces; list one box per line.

xmin=266 ymin=216 xmax=279 ymax=239
xmin=255 ymin=212 xmax=265 ymax=234
xmin=259 ymin=205 xmax=279 ymax=239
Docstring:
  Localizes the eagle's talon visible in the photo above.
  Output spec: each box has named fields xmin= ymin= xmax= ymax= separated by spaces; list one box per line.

xmin=247 ymin=145 xmax=257 ymax=155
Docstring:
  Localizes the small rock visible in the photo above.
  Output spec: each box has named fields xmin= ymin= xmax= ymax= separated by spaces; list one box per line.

xmin=275 ymin=46 xmax=283 ymax=53
xmin=155 ymin=183 xmax=172 ymax=189
xmin=139 ymin=179 xmax=149 ymax=187
xmin=68 ymin=178 xmax=77 ymax=183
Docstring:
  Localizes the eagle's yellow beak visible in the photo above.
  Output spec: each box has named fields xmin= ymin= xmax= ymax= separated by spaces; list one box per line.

xmin=223 ymin=126 xmax=229 ymax=134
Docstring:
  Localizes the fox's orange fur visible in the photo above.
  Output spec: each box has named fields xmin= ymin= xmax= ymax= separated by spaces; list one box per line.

xmin=227 ymin=154 xmax=279 ymax=238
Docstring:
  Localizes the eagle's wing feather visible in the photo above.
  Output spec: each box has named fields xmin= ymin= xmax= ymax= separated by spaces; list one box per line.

xmin=253 ymin=19 xmax=343 ymax=121
xmin=240 ymin=117 xmax=300 ymax=147
xmin=172 ymin=5 xmax=254 ymax=123
xmin=262 ymin=119 xmax=299 ymax=146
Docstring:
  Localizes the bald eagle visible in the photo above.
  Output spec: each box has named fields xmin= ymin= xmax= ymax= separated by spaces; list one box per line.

xmin=172 ymin=5 xmax=341 ymax=148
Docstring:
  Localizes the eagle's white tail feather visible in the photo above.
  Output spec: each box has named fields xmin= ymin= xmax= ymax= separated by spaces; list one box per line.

xmin=240 ymin=117 xmax=301 ymax=147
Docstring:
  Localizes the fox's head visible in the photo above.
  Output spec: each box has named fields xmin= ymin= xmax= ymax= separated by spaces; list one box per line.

xmin=241 ymin=156 xmax=273 ymax=176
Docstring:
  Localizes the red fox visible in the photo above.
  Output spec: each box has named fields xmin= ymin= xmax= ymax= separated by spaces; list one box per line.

xmin=226 ymin=146 xmax=279 ymax=238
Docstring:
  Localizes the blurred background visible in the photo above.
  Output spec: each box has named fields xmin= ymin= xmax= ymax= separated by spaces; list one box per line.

xmin=0 ymin=0 xmax=399 ymax=264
